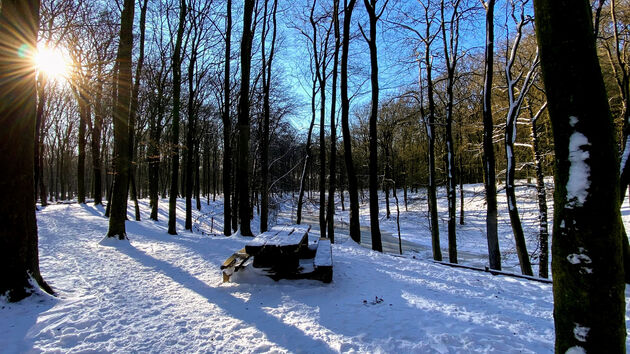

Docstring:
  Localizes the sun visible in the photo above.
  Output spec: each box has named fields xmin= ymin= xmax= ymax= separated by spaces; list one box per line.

xmin=34 ymin=44 xmax=71 ymax=80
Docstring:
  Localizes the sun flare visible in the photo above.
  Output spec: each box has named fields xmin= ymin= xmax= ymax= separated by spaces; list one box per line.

xmin=34 ymin=45 xmax=71 ymax=80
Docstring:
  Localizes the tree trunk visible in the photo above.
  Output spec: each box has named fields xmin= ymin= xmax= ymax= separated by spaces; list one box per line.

xmin=77 ymin=92 xmax=87 ymax=204
xmin=528 ymin=102 xmax=549 ymax=278
xmin=106 ymin=0 xmax=135 ymax=240
xmin=237 ymin=0 xmax=255 ymax=236
xmin=297 ymin=75 xmax=318 ymax=225
xmin=0 ymin=0 xmax=53 ymax=301
xmin=223 ymin=0 xmax=233 ymax=236
xmin=327 ymin=0 xmax=341 ymax=243
xmin=421 ymin=34 xmax=442 ymax=262
xmin=92 ymin=75 xmax=104 ymax=206
xmin=168 ymin=0 xmax=186 ymax=235
xmin=260 ymin=0 xmax=278 ymax=233
xmin=341 ymin=0 xmax=361 ymax=243
xmin=363 ymin=0 xmax=383 ymax=252
xmin=481 ymin=0 xmax=500 ymax=270
xmin=534 ymin=0 xmax=626 ymax=350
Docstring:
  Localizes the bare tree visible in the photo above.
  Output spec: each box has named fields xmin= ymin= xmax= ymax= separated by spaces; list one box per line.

xmin=502 ymin=1 xmax=537 ymax=276
xmin=341 ymin=0 xmax=361 ymax=243
xmin=237 ymin=0 xmax=256 ymax=236
xmin=106 ymin=0 xmax=135 ymax=240
xmin=168 ymin=0 xmax=187 ymax=235
xmin=360 ymin=0 xmax=388 ymax=252
xmin=480 ymin=0 xmax=500 ymax=270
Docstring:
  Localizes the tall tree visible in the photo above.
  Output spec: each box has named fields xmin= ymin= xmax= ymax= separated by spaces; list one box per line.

xmin=361 ymin=0 xmax=386 ymax=252
xmin=168 ymin=0 xmax=187 ymax=235
xmin=0 ymin=0 xmax=54 ymax=301
xmin=260 ymin=0 xmax=279 ymax=233
xmin=106 ymin=0 xmax=135 ymax=240
xmin=534 ymin=0 xmax=626 ymax=351
xmin=128 ymin=0 xmax=148 ymax=222
xmin=223 ymin=0 xmax=233 ymax=235
xmin=502 ymin=4 xmax=537 ymax=276
xmin=481 ymin=0 xmax=500 ymax=270
xmin=341 ymin=0 xmax=361 ymax=243
xmin=327 ymin=0 xmax=341 ymax=243
xmin=439 ymin=0 xmax=461 ymax=263
xmin=237 ymin=0 xmax=255 ymax=236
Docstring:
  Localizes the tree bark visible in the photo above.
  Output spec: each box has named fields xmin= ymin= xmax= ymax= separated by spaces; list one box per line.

xmin=481 ymin=0 xmax=500 ymax=270
xmin=327 ymin=0 xmax=341 ymax=243
xmin=363 ymin=0 xmax=383 ymax=252
xmin=106 ymin=0 xmax=135 ymax=240
xmin=341 ymin=0 xmax=361 ymax=243
xmin=260 ymin=0 xmax=278 ymax=233
xmin=0 ymin=0 xmax=53 ymax=301
xmin=237 ymin=0 xmax=255 ymax=236
xmin=168 ymin=0 xmax=186 ymax=235
xmin=534 ymin=0 xmax=626 ymax=350
xmin=223 ymin=0 xmax=233 ymax=236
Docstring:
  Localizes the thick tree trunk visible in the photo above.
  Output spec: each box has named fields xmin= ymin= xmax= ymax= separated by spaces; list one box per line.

xmin=341 ymin=0 xmax=361 ymax=243
xmin=534 ymin=0 xmax=626 ymax=350
xmin=168 ymin=0 xmax=186 ymax=235
xmin=0 ymin=0 xmax=53 ymax=301
xmin=237 ymin=0 xmax=255 ymax=236
xmin=106 ymin=0 xmax=135 ymax=240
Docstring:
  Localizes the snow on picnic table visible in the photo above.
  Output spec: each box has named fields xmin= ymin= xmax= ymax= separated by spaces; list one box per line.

xmin=0 ymin=194 xmax=628 ymax=353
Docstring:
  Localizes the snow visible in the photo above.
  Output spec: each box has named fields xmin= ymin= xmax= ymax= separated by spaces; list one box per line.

xmin=566 ymin=253 xmax=591 ymax=265
xmin=566 ymin=127 xmax=591 ymax=208
xmin=573 ymin=323 xmax=589 ymax=342
xmin=2 ymin=183 xmax=630 ymax=352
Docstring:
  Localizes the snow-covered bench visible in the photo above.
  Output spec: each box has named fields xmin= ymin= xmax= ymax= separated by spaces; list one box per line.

xmin=313 ymin=238 xmax=333 ymax=283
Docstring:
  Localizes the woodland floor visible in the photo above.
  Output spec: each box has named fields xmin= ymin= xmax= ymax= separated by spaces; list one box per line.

xmin=1 ymin=182 xmax=629 ymax=353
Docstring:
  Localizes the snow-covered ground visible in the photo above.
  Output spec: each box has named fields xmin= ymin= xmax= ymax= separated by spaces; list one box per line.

xmin=1 ymin=184 xmax=629 ymax=352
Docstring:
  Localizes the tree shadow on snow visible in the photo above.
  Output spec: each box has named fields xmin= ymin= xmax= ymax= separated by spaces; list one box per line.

xmin=115 ymin=242 xmax=333 ymax=352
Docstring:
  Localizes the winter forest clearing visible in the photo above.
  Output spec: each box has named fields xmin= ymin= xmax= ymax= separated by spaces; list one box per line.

xmin=2 ymin=0 xmax=630 ymax=352
xmin=4 ymin=186 xmax=626 ymax=353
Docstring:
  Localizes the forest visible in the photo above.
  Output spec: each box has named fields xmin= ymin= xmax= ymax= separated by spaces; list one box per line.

xmin=0 ymin=0 xmax=629 ymax=352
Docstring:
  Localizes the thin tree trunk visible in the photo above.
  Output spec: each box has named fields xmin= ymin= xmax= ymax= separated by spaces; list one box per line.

xmin=168 ymin=0 xmax=186 ymax=235
xmin=327 ymin=0 xmax=340 ymax=243
xmin=341 ymin=0 xmax=361 ymax=243
xmin=528 ymin=101 xmax=549 ymax=278
xmin=481 ymin=0 xmax=500 ymax=270
xmin=363 ymin=0 xmax=383 ymax=252
xmin=297 ymin=75 xmax=318 ymax=224
xmin=223 ymin=0 xmax=233 ymax=235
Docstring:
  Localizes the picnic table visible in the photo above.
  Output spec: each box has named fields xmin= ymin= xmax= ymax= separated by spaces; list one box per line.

xmin=221 ymin=224 xmax=332 ymax=283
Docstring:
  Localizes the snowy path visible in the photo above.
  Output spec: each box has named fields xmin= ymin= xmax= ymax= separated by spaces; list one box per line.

xmin=0 ymin=199 xmax=578 ymax=353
